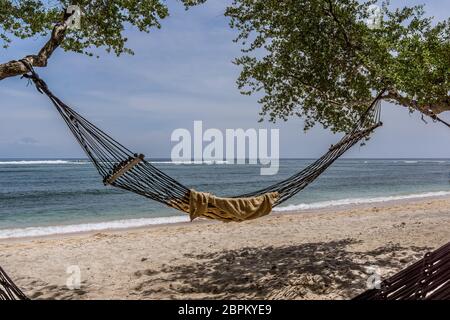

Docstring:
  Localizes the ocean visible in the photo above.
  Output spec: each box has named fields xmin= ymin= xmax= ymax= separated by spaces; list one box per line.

xmin=0 ymin=158 xmax=449 ymax=239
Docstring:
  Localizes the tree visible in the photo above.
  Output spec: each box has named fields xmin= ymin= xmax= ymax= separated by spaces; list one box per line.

xmin=225 ymin=0 xmax=450 ymax=132
xmin=0 ymin=0 xmax=205 ymax=80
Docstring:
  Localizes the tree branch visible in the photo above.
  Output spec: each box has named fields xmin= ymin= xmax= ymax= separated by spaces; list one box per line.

xmin=324 ymin=0 xmax=352 ymax=48
xmin=287 ymin=71 xmax=371 ymax=107
xmin=0 ymin=19 xmax=70 ymax=81
xmin=382 ymin=90 xmax=450 ymax=116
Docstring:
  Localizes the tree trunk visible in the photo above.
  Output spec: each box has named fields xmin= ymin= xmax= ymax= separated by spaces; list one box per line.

xmin=0 ymin=21 xmax=69 ymax=81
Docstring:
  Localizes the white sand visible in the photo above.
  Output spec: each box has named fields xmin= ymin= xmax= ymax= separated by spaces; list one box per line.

xmin=1 ymin=196 xmax=449 ymax=300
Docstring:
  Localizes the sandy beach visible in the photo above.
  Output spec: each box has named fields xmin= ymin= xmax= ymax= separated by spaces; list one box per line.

xmin=1 ymin=195 xmax=449 ymax=300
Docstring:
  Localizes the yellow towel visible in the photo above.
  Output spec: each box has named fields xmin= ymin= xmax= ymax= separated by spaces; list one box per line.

xmin=177 ymin=189 xmax=279 ymax=222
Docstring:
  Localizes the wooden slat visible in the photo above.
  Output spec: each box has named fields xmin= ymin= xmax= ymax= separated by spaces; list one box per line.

xmin=106 ymin=154 xmax=144 ymax=185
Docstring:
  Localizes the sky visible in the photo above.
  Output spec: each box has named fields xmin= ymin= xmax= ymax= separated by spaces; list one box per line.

xmin=0 ymin=0 xmax=449 ymax=159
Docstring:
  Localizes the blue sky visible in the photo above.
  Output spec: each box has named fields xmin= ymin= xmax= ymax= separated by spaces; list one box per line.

xmin=0 ymin=0 xmax=449 ymax=159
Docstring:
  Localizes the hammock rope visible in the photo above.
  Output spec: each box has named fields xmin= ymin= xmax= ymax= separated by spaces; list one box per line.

xmin=20 ymin=61 xmax=383 ymax=221
xmin=0 ymin=267 xmax=27 ymax=300
xmin=354 ymin=241 xmax=450 ymax=300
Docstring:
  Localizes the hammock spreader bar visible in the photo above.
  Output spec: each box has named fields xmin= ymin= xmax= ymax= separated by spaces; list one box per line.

xmin=104 ymin=153 xmax=145 ymax=185
xmin=20 ymin=61 xmax=384 ymax=222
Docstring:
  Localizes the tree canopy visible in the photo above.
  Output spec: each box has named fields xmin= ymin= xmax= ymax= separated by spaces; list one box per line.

xmin=0 ymin=0 xmax=205 ymax=79
xmin=0 ymin=0 xmax=205 ymax=55
xmin=1 ymin=0 xmax=448 ymax=133
xmin=225 ymin=0 xmax=450 ymax=132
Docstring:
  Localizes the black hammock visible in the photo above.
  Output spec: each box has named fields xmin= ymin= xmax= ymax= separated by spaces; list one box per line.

xmin=0 ymin=267 xmax=27 ymax=300
xmin=354 ymin=241 xmax=450 ymax=300
xmin=21 ymin=62 xmax=383 ymax=222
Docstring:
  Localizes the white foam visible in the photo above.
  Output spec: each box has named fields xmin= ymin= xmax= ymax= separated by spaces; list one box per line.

xmin=423 ymin=160 xmax=447 ymax=164
xmin=0 ymin=160 xmax=86 ymax=165
xmin=403 ymin=160 xmax=418 ymax=164
xmin=2 ymin=190 xmax=450 ymax=239
xmin=0 ymin=216 xmax=190 ymax=239
xmin=151 ymin=160 xmax=230 ymax=165
xmin=274 ymin=191 xmax=450 ymax=212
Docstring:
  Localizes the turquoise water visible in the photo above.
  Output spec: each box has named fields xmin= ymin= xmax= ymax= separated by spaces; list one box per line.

xmin=0 ymin=158 xmax=449 ymax=238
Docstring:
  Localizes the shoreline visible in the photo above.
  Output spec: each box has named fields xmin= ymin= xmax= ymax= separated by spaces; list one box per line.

xmin=1 ymin=191 xmax=450 ymax=242
xmin=0 ymin=195 xmax=449 ymax=299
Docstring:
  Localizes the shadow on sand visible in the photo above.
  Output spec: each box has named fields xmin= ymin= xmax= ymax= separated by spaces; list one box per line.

xmin=134 ymin=238 xmax=430 ymax=299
